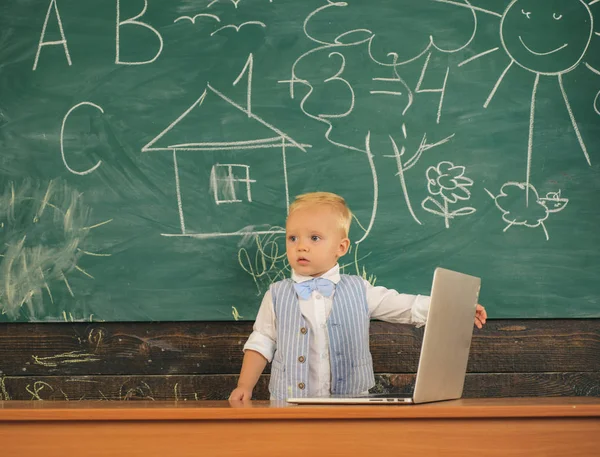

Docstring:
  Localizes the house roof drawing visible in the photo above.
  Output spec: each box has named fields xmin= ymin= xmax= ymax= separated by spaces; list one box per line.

xmin=142 ymin=83 xmax=309 ymax=153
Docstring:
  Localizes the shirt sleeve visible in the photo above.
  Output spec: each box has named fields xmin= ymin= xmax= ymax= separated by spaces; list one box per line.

xmin=365 ymin=280 xmax=430 ymax=327
xmin=243 ymin=289 xmax=277 ymax=362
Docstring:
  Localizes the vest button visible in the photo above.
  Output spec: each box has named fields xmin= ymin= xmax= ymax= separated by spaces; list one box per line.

xmin=298 ymin=382 xmax=305 ymax=390
xmin=298 ymin=356 xmax=305 ymax=363
xmin=300 ymin=327 xmax=307 ymax=334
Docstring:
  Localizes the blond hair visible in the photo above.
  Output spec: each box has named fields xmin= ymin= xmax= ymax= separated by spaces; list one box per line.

xmin=288 ymin=192 xmax=353 ymax=237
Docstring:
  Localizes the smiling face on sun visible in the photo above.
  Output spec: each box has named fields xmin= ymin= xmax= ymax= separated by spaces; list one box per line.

xmin=500 ymin=0 xmax=593 ymax=75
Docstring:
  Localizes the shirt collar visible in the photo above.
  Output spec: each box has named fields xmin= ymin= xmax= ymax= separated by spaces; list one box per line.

xmin=291 ymin=263 xmax=341 ymax=285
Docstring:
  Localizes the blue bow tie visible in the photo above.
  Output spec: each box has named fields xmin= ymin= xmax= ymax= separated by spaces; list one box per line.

xmin=294 ymin=278 xmax=335 ymax=300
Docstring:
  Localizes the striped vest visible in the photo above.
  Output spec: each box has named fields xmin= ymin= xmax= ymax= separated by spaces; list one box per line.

xmin=269 ymin=275 xmax=375 ymax=400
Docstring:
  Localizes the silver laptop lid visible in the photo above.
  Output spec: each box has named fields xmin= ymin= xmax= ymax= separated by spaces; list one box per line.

xmin=412 ymin=267 xmax=481 ymax=404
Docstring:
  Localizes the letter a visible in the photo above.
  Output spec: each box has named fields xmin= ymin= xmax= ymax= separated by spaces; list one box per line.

xmin=33 ymin=0 xmax=72 ymax=71
xmin=116 ymin=0 xmax=163 ymax=65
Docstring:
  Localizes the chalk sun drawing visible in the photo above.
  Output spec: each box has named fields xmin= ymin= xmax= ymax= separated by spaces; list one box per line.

xmin=447 ymin=0 xmax=600 ymax=203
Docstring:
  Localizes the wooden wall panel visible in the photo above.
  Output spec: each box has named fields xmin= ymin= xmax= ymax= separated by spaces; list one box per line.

xmin=0 ymin=320 xmax=598 ymax=401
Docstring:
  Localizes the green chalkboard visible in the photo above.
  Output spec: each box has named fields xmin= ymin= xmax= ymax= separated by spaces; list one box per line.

xmin=1 ymin=0 xmax=599 ymax=322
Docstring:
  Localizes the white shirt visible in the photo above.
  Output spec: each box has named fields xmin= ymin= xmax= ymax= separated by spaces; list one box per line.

xmin=244 ymin=264 xmax=430 ymax=397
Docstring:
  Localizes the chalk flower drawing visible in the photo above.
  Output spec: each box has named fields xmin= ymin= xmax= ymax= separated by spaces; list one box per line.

xmin=485 ymin=182 xmax=568 ymax=240
xmin=422 ymin=161 xmax=476 ymax=228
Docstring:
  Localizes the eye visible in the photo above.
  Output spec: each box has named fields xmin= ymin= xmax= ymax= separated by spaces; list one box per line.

xmin=288 ymin=235 xmax=297 ymax=242
xmin=311 ymin=235 xmax=321 ymax=242
xmin=521 ymin=9 xmax=531 ymax=19
xmin=553 ymin=13 xmax=562 ymax=20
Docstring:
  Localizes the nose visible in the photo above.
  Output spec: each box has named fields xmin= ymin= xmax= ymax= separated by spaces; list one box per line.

xmin=297 ymin=239 xmax=308 ymax=252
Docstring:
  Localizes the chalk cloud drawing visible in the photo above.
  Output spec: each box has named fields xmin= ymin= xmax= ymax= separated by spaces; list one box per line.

xmin=421 ymin=161 xmax=476 ymax=228
xmin=142 ymin=84 xmax=310 ymax=239
xmin=484 ymin=182 xmax=568 ymax=240
xmin=0 ymin=180 xmax=112 ymax=319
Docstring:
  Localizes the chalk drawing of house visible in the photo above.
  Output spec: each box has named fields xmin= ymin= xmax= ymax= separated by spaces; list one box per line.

xmin=142 ymin=83 xmax=309 ymax=239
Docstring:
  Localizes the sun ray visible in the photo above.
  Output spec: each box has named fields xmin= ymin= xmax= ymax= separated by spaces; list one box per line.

xmin=77 ymin=248 xmax=111 ymax=257
xmin=19 ymin=291 xmax=34 ymax=308
xmin=558 ymin=73 xmax=591 ymax=166
xmin=82 ymin=219 xmax=113 ymax=230
xmin=34 ymin=180 xmax=54 ymax=223
xmin=585 ymin=62 xmax=600 ymax=75
xmin=9 ymin=183 xmax=15 ymax=218
xmin=458 ymin=47 xmax=499 ymax=67
xmin=44 ymin=282 xmax=54 ymax=304
xmin=62 ymin=273 xmax=74 ymax=297
xmin=526 ymin=74 xmax=540 ymax=206
xmin=75 ymin=265 xmax=95 ymax=279
xmin=540 ymin=222 xmax=549 ymax=241
xmin=432 ymin=0 xmax=502 ymax=18
xmin=484 ymin=60 xmax=514 ymax=108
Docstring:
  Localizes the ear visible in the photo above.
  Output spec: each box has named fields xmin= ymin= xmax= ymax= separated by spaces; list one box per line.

xmin=337 ymin=237 xmax=350 ymax=258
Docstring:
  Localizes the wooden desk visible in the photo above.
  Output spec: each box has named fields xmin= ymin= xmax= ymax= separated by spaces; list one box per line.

xmin=1 ymin=398 xmax=599 ymax=456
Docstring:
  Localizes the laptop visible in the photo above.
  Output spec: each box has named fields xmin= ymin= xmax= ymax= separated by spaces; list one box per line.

xmin=287 ymin=267 xmax=481 ymax=405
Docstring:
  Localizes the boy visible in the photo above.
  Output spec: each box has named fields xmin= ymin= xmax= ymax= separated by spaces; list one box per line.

xmin=229 ymin=192 xmax=487 ymax=401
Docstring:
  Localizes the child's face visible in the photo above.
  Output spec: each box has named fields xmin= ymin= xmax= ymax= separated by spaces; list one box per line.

xmin=286 ymin=205 xmax=350 ymax=277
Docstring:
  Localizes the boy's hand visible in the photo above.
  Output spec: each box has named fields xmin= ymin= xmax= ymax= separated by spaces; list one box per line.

xmin=229 ymin=386 xmax=253 ymax=402
xmin=474 ymin=304 xmax=487 ymax=329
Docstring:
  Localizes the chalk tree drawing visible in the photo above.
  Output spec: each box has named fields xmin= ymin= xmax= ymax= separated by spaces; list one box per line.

xmin=485 ymin=182 xmax=569 ymax=240
xmin=421 ymin=161 xmax=476 ymax=228
xmin=0 ymin=180 xmax=112 ymax=319
xmin=142 ymin=84 xmax=310 ymax=239
xmin=447 ymin=0 xmax=600 ymax=202
xmin=383 ymin=131 xmax=455 ymax=225
xmin=283 ymin=1 xmax=480 ymax=241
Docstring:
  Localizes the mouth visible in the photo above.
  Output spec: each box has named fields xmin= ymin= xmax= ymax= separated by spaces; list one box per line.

xmin=518 ymin=36 xmax=568 ymax=56
xmin=297 ymin=257 xmax=310 ymax=265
